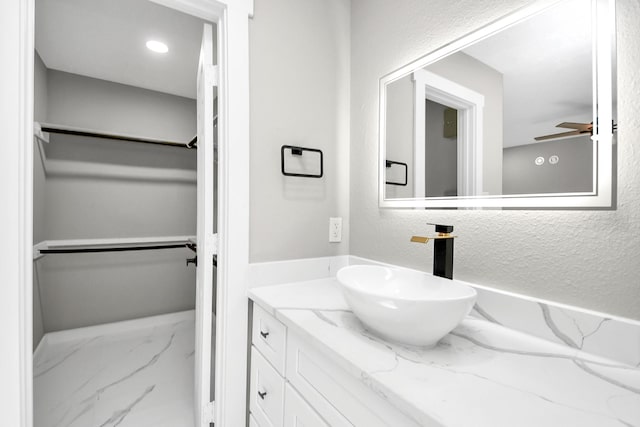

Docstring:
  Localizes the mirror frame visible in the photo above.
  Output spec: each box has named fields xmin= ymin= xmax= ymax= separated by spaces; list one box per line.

xmin=378 ymin=0 xmax=616 ymax=209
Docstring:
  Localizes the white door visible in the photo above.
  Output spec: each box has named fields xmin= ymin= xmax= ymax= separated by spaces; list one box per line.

xmin=195 ymin=22 xmax=217 ymax=426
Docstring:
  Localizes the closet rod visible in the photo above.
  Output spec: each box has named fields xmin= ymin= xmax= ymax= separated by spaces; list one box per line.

xmin=39 ymin=123 xmax=196 ymax=149
xmin=39 ymin=243 xmax=189 ymax=254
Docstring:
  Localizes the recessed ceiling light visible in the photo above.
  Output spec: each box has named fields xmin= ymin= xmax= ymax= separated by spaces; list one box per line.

xmin=146 ymin=40 xmax=169 ymax=54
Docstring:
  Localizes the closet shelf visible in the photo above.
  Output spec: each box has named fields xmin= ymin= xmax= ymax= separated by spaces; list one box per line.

xmin=33 ymin=235 xmax=196 ymax=260
xmin=35 ymin=122 xmax=197 ymax=149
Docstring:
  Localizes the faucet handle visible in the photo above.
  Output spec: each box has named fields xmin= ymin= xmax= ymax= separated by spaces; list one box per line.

xmin=427 ymin=223 xmax=454 ymax=234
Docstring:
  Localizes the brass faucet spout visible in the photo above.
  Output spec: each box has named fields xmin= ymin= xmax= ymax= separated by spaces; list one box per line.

xmin=410 ymin=236 xmax=431 ymax=244
xmin=410 ymin=234 xmax=455 ymax=243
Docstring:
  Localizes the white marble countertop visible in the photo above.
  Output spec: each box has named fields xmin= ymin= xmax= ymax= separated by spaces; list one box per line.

xmin=249 ymin=278 xmax=640 ymax=427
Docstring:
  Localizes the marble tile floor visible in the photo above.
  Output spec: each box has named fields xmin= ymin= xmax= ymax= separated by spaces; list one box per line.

xmin=33 ymin=310 xmax=196 ymax=427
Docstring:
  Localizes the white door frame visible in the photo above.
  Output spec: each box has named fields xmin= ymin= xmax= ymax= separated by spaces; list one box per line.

xmin=195 ymin=22 xmax=216 ymax=426
xmin=0 ymin=0 xmax=252 ymax=425
xmin=412 ymin=69 xmax=484 ymax=197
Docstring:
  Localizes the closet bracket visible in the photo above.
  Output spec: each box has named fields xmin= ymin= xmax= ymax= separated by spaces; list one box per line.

xmin=33 ymin=122 xmax=49 ymax=144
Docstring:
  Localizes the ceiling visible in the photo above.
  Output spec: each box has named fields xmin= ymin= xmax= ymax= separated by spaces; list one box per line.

xmin=461 ymin=0 xmax=594 ymax=147
xmin=36 ymin=0 xmax=212 ymax=99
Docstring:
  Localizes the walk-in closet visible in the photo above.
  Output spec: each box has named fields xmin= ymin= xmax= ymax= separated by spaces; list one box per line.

xmin=32 ymin=0 xmax=218 ymax=425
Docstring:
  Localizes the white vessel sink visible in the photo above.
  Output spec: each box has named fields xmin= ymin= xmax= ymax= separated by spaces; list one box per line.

xmin=336 ymin=265 xmax=477 ymax=347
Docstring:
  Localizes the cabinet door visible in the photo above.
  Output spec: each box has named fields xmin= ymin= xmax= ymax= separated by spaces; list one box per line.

xmin=286 ymin=333 xmax=421 ymax=427
xmin=284 ymin=384 xmax=328 ymax=427
xmin=252 ymin=304 xmax=287 ymax=375
xmin=250 ymin=347 xmax=285 ymax=427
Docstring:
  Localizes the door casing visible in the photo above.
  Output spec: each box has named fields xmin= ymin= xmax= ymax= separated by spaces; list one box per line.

xmin=3 ymin=0 xmax=252 ymax=425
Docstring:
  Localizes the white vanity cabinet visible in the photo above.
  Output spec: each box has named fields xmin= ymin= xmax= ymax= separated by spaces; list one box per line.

xmin=250 ymin=304 xmax=332 ymax=426
xmin=283 ymin=383 xmax=329 ymax=427
xmin=250 ymin=304 xmax=287 ymax=426
xmin=249 ymin=303 xmax=421 ymax=427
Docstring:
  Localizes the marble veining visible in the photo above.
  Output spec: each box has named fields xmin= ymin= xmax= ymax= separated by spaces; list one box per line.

xmin=471 ymin=286 xmax=640 ymax=367
xmin=344 ymin=257 xmax=640 ymax=367
xmin=250 ymin=278 xmax=640 ymax=427
xmin=33 ymin=311 xmax=195 ymax=427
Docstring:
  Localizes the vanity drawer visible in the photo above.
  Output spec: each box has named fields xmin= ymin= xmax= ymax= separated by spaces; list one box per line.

xmin=250 ymin=346 xmax=285 ymax=427
xmin=286 ymin=333 xmax=421 ymax=427
xmin=284 ymin=383 xmax=328 ymax=427
xmin=253 ymin=304 xmax=287 ymax=375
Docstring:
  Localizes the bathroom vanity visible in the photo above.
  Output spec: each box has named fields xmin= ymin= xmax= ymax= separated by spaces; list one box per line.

xmin=247 ymin=262 xmax=640 ymax=427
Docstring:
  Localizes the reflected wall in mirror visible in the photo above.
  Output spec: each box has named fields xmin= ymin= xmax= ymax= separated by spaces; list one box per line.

xmin=380 ymin=0 xmax=616 ymax=209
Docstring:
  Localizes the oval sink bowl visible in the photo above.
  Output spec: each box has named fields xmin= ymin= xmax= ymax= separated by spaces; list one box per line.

xmin=336 ymin=265 xmax=477 ymax=347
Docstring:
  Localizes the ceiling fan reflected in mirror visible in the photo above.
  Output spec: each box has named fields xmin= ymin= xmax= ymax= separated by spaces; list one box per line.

xmin=534 ymin=122 xmax=593 ymax=141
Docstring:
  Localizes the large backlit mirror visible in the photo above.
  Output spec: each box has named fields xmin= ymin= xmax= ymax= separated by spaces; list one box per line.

xmin=379 ymin=0 xmax=616 ymax=209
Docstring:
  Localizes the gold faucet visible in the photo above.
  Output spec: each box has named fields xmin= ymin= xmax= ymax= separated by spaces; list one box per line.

xmin=410 ymin=232 xmax=454 ymax=244
xmin=411 ymin=224 xmax=456 ymax=279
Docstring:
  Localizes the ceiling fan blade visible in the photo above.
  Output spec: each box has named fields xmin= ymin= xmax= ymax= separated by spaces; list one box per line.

xmin=556 ymin=122 xmax=592 ymax=131
xmin=534 ymin=130 xmax=581 ymax=141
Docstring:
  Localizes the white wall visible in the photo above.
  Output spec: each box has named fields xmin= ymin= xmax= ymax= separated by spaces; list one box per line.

xmin=350 ymin=0 xmax=640 ymax=319
xmin=249 ymin=0 xmax=350 ymax=262
xmin=35 ymin=69 xmax=198 ymax=331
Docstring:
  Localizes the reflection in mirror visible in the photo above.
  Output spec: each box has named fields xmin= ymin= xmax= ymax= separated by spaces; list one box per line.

xmin=380 ymin=0 xmax=615 ymax=208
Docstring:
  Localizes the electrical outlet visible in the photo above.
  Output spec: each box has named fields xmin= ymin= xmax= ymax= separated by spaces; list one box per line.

xmin=329 ymin=217 xmax=342 ymax=242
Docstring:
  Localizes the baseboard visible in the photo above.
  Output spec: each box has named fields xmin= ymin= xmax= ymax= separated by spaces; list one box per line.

xmin=42 ymin=309 xmax=195 ymax=346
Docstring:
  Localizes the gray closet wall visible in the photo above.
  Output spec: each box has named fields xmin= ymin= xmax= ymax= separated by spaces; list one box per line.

xmin=34 ymin=59 xmax=198 ymax=346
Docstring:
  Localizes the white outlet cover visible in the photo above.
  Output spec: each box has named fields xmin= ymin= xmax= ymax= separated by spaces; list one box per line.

xmin=329 ymin=217 xmax=342 ymax=243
